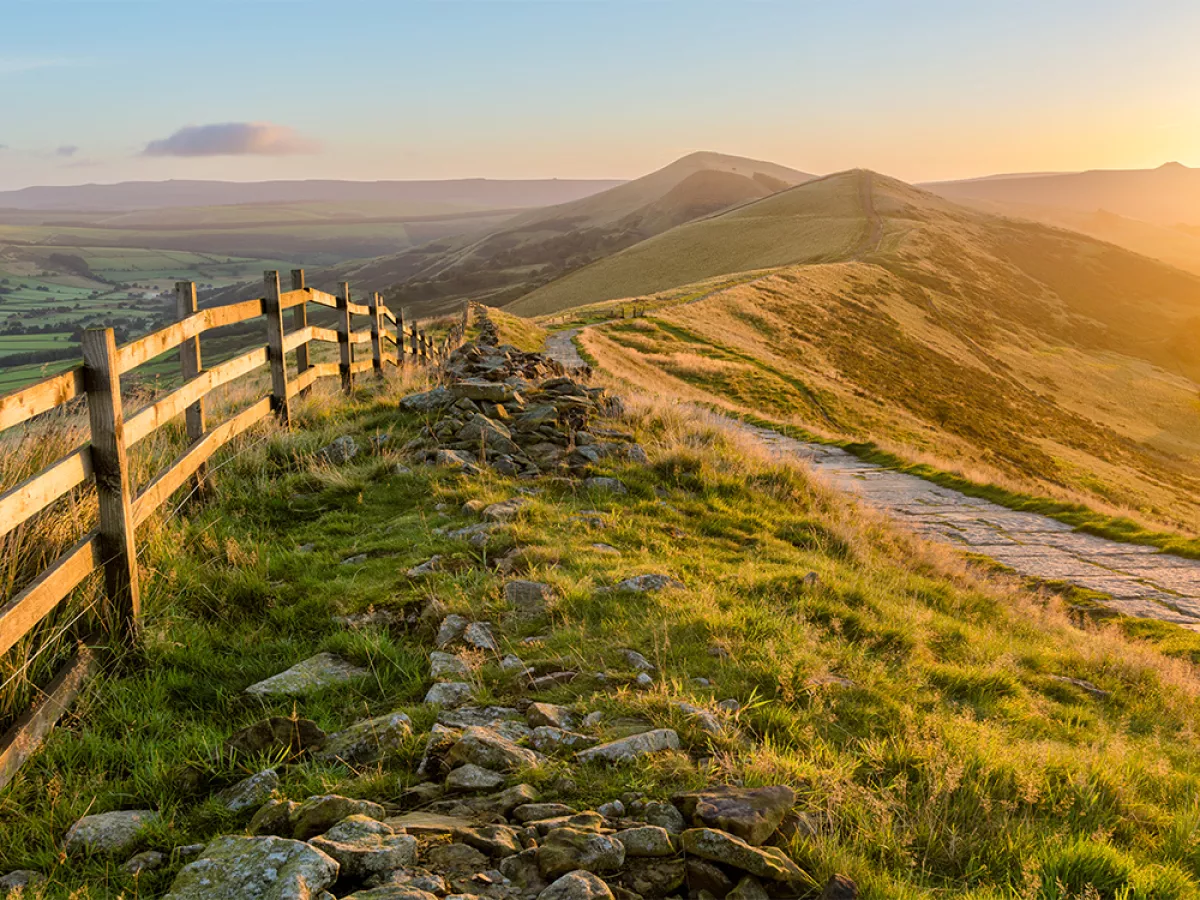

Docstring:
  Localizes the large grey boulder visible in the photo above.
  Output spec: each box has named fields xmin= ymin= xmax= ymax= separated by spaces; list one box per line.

xmin=343 ymin=888 xmax=440 ymax=900
xmin=320 ymin=435 xmax=359 ymax=464
xmin=482 ymin=497 xmax=529 ymax=522
xmin=532 ymin=726 xmax=596 ymax=753
xmin=245 ymin=653 xmax=368 ymax=697
xmin=316 ymin=712 xmax=412 ymax=766
xmin=446 ymin=763 xmax=505 ymax=792
xmin=448 ymin=726 xmax=539 ymax=772
xmin=574 ymin=729 xmax=680 ymax=764
xmin=614 ymin=826 xmax=674 ymax=857
xmin=537 ymin=871 xmax=615 ymax=900
xmin=225 ymin=717 xmax=325 ymax=758
xmin=619 ymin=859 xmax=687 ymax=898
xmin=538 ymin=827 xmax=625 ymax=879
xmin=429 ymin=651 xmax=470 ymax=680
xmin=64 ymin=809 xmax=160 ymax=856
xmin=309 ymin=815 xmax=417 ymax=880
xmin=161 ymin=835 xmax=338 ymax=899
xmin=526 ymin=702 xmax=576 ymax=730
xmin=0 ymin=870 xmax=45 ymax=892
xmin=679 ymin=828 xmax=804 ymax=881
xmin=672 ymin=784 xmax=795 ymax=846
xmin=425 ymin=681 xmax=474 ymax=707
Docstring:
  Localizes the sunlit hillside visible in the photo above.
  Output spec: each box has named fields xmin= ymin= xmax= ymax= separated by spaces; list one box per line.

xmin=543 ymin=171 xmax=1200 ymax=532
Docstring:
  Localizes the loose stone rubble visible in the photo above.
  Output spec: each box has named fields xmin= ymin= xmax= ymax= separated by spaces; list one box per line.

xmin=36 ymin=312 xmax=856 ymax=900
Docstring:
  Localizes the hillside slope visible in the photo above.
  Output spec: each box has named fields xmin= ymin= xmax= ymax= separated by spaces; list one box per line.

xmin=562 ymin=171 xmax=1200 ymax=532
xmin=8 ymin=349 xmax=1200 ymax=899
xmin=330 ymin=152 xmax=813 ymax=315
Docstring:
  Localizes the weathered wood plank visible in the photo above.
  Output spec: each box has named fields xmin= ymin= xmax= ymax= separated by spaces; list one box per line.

xmin=337 ymin=283 xmax=353 ymax=395
xmin=262 ymin=272 xmax=291 ymax=427
xmin=345 ymin=300 xmax=370 ymax=316
xmin=0 ymin=367 xmax=86 ymax=433
xmin=305 ymin=289 xmax=338 ymax=310
xmin=123 ymin=347 xmax=268 ymax=448
xmin=289 ymin=271 xmax=311 ymax=401
xmin=287 ymin=362 xmax=338 ymax=398
xmin=82 ymin=329 xmax=140 ymax=640
xmin=0 ymin=646 xmax=97 ymax=792
xmin=308 ymin=327 xmax=340 ymax=344
xmin=282 ymin=326 xmax=315 ymax=355
xmin=0 ymin=533 xmax=100 ymax=658
xmin=175 ymin=282 xmax=207 ymax=494
xmin=0 ymin=446 xmax=93 ymax=540
xmin=349 ymin=329 xmax=373 ymax=345
xmin=381 ymin=305 xmax=397 ymax=325
xmin=348 ymin=358 xmax=374 ymax=375
xmin=114 ymin=299 xmax=262 ymax=375
xmin=132 ymin=397 xmax=272 ymax=527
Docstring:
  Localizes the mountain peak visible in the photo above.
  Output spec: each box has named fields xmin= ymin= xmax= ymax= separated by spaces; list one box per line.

xmin=1158 ymin=161 xmax=1189 ymax=171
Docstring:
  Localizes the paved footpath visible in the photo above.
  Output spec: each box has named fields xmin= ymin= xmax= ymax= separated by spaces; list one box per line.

xmin=546 ymin=328 xmax=1200 ymax=629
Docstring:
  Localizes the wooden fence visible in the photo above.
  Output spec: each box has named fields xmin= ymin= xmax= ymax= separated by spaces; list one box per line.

xmin=0 ymin=269 xmax=468 ymax=790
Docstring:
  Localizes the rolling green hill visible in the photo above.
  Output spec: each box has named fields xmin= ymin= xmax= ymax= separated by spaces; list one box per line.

xmin=330 ymin=152 xmax=813 ymax=314
xmin=548 ymin=170 xmax=1200 ymax=533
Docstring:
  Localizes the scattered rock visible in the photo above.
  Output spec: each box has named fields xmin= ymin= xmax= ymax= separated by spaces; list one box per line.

xmin=244 ymin=653 xmax=368 ymax=697
xmin=529 ymin=671 xmax=578 ymax=691
xmin=716 ymin=699 xmax=740 ymax=713
xmin=673 ymin=785 xmax=795 ymax=846
xmin=161 ymin=835 xmax=338 ymax=900
xmin=0 ymin=871 xmax=45 ymax=893
xmin=679 ymin=828 xmax=804 ymax=881
xmin=64 ymin=809 xmax=160 ymax=856
xmin=425 ymin=681 xmax=474 ymax=707
xmin=451 ymin=380 xmax=517 ymax=403
xmin=620 ymin=858 xmax=687 ymax=898
xmin=620 ymin=649 xmax=655 ymax=671
xmin=614 ymin=574 xmax=684 ymax=593
xmin=575 ymin=729 xmax=680 ymax=764
xmin=423 ymin=842 xmax=489 ymax=874
xmin=532 ymin=726 xmax=596 ymax=753
xmin=821 ymin=874 xmax=859 ymax=899
xmin=463 ymin=621 xmax=499 ymax=652
xmin=321 ymin=435 xmax=359 ymax=464
xmin=123 ymin=849 xmax=166 ymax=875
xmin=408 ymin=556 xmax=443 ymax=578
xmin=1049 ymin=675 xmax=1109 ymax=697
xmin=342 ymin=553 xmax=368 ymax=566
xmin=505 ymin=580 xmax=556 ymax=620
xmin=483 ymin=498 xmax=529 ymax=522
xmin=513 ymin=802 xmax=577 ymax=824
xmin=430 ymin=650 xmax=471 ymax=680
xmin=309 ymin=815 xmax=417 ymax=880
xmin=291 ymin=794 xmax=386 ymax=841
xmin=455 ymin=823 xmax=523 ymax=857
xmin=225 ymin=716 xmax=326 ymax=758
xmin=248 ymin=798 xmax=296 ymax=837
xmin=216 ymin=768 xmax=279 ymax=813
xmin=527 ymin=702 xmax=577 ymax=730
xmin=537 ymin=870 xmax=615 ymax=900
xmin=596 ymin=799 xmax=625 ymax=819
xmin=501 ymin=848 xmax=548 ymax=895
xmin=401 ymin=386 xmax=455 ymax=411
xmin=538 ymin=827 xmax=625 ymax=878
xmin=590 ymin=543 xmax=621 ymax=555
xmin=614 ymin=825 xmax=674 ymax=857
xmin=635 ymin=672 xmax=654 ymax=687
xmin=643 ymin=800 xmax=686 ymax=835
xmin=343 ymin=887 xmax=440 ymax=900
xmin=448 ymin=726 xmax=539 ymax=772
xmin=316 ymin=712 xmax=413 ymax=766
xmin=436 ymin=614 xmax=469 ymax=647
xmin=446 ymin=763 xmax=506 ymax=792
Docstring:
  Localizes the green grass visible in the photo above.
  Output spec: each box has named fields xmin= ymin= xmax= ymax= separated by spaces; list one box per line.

xmin=8 ymin=379 xmax=1200 ymax=898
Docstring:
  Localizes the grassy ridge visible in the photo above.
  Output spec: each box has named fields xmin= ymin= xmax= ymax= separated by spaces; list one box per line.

xmin=7 ymin=375 xmax=1200 ymax=897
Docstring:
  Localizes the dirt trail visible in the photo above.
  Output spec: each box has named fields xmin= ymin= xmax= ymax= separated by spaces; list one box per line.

xmin=543 ymin=330 xmax=1200 ymax=630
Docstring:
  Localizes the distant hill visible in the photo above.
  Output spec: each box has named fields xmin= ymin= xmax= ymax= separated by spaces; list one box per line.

xmin=329 ymin=152 xmax=813 ymax=314
xmin=923 ymin=162 xmax=1200 ymax=227
xmin=0 ymin=178 xmax=626 ymax=212
xmin=507 ymin=169 xmax=871 ymax=315
xmin=556 ymin=170 xmax=1200 ymax=530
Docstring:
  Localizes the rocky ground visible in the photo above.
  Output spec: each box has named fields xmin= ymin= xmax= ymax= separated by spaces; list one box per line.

xmin=1 ymin=310 xmax=850 ymax=900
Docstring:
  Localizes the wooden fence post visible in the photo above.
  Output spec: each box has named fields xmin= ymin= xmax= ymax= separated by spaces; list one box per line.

xmin=396 ymin=309 xmax=406 ymax=367
xmin=263 ymin=271 xmax=291 ymax=427
xmin=81 ymin=328 xmax=141 ymax=641
xmin=337 ymin=282 xmax=353 ymax=394
xmin=175 ymin=281 xmax=207 ymax=491
xmin=410 ymin=318 xmax=420 ymax=362
xmin=369 ymin=291 xmax=384 ymax=377
xmin=291 ymin=269 xmax=311 ymax=398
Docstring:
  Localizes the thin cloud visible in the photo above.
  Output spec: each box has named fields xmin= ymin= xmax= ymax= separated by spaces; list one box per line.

xmin=0 ymin=57 xmax=78 ymax=75
xmin=143 ymin=122 xmax=320 ymax=157
xmin=0 ymin=144 xmax=8 ymax=151
xmin=56 ymin=145 xmax=78 ymax=157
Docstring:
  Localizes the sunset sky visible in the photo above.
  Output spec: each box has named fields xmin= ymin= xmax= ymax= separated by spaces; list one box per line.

xmin=2 ymin=0 xmax=1198 ymax=191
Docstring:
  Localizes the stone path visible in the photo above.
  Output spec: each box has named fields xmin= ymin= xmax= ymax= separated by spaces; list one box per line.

xmin=545 ymin=329 xmax=1200 ymax=629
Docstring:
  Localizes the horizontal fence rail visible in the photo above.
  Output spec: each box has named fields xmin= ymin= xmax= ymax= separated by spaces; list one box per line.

xmin=0 ymin=270 xmax=469 ymax=791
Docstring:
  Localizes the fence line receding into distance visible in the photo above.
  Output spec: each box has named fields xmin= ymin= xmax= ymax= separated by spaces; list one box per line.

xmin=0 ymin=269 xmax=469 ymax=790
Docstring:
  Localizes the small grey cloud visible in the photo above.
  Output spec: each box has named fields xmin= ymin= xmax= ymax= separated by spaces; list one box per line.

xmin=0 ymin=144 xmax=8 ymax=151
xmin=143 ymin=122 xmax=319 ymax=157
xmin=56 ymin=145 xmax=79 ymax=157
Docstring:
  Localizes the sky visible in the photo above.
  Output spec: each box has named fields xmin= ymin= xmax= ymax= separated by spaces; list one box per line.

xmin=1 ymin=0 xmax=1199 ymax=191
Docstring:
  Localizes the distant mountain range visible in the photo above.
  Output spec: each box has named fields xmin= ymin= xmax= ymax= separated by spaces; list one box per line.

xmin=922 ymin=162 xmax=1200 ymax=227
xmin=0 ymin=178 xmax=627 ymax=212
